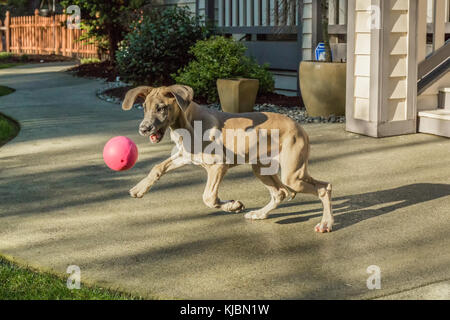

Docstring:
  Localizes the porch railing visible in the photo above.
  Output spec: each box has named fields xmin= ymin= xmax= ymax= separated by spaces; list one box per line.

xmin=205 ymin=0 xmax=349 ymax=35
xmin=417 ymin=0 xmax=450 ymax=94
xmin=328 ymin=0 xmax=347 ymax=34
xmin=213 ymin=0 xmax=300 ymax=34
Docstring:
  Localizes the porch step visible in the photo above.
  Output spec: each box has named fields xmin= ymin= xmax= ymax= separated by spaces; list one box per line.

xmin=439 ymin=88 xmax=450 ymax=109
xmin=271 ymin=70 xmax=298 ymax=97
xmin=418 ymin=109 xmax=450 ymax=138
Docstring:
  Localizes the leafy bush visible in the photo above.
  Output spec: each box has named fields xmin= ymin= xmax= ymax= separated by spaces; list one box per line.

xmin=1 ymin=0 xmax=31 ymax=20
xmin=0 ymin=53 xmax=13 ymax=61
xmin=60 ymin=0 xmax=135 ymax=62
xmin=19 ymin=54 xmax=28 ymax=62
xmin=116 ymin=6 xmax=207 ymax=86
xmin=80 ymin=58 xmax=101 ymax=64
xmin=173 ymin=36 xmax=274 ymax=103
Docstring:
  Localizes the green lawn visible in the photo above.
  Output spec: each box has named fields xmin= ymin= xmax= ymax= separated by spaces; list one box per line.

xmin=0 ymin=63 xmax=23 ymax=69
xmin=0 ymin=53 xmax=23 ymax=69
xmin=0 ymin=113 xmax=19 ymax=146
xmin=0 ymin=257 xmax=139 ymax=300
xmin=0 ymin=86 xmax=19 ymax=146
xmin=0 ymin=85 xmax=14 ymax=96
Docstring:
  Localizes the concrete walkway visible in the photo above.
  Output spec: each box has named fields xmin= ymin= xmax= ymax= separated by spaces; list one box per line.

xmin=0 ymin=63 xmax=449 ymax=299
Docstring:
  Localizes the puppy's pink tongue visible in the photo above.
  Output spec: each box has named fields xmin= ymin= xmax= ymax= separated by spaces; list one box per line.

xmin=150 ymin=132 xmax=161 ymax=143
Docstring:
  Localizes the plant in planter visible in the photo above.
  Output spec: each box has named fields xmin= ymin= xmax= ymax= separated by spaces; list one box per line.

xmin=173 ymin=36 xmax=274 ymax=111
xmin=298 ymin=0 xmax=346 ymax=117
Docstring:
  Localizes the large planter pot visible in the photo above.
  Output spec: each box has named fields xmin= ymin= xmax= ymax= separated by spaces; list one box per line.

xmin=217 ymin=78 xmax=259 ymax=113
xmin=299 ymin=61 xmax=346 ymax=117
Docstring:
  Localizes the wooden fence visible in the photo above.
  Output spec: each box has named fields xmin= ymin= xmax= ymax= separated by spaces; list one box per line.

xmin=0 ymin=9 xmax=98 ymax=58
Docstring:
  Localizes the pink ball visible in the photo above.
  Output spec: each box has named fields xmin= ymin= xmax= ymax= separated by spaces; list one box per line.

xmin=103 ymin=136 xmax=138 ymax=171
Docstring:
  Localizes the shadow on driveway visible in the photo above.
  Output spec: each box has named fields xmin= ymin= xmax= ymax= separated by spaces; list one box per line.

xmin=271 ymin=183 xmax=450 ymax=229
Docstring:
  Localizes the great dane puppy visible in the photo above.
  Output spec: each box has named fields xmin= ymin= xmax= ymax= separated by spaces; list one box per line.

xmin=122 ymin=85 xmax=334 ymax=232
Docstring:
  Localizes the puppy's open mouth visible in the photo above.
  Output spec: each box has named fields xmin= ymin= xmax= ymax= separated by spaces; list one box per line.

xmin=149 ymin=128 xmax=165 ymax=143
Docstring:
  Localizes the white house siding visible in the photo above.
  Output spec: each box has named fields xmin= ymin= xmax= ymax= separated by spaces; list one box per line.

xmin=196 ymin=0 xmax=219 ymax=22
xmin=161 ymin=0 xmax=197 ymax=14
xmin=161 ymin=0 xmax=220 ymax=22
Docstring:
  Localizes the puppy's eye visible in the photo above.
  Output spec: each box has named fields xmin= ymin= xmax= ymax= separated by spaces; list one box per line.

xmin=156 ymin=105 xmax=167 ymax=113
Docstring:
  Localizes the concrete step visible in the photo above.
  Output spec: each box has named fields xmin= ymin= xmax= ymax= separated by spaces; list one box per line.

xmin=271 ymin=70 xmax=298 ymax=97
xmin=418 ymin=109 xmax=450 ymax=138
xmin=438 ymin=88 xmax=450 ymax=109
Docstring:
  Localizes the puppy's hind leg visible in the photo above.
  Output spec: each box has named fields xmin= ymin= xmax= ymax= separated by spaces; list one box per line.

xmin=280 ymin=139 xmax=333 ymax=232
xmin=286 ymin=175 xmax=333 ymax=233
xmin=244 ymin=165 xmax=290 ymax=220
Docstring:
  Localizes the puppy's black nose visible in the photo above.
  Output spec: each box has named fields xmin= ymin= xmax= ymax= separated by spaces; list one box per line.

xmin=139 ymin=124 xmax=154 ymax=136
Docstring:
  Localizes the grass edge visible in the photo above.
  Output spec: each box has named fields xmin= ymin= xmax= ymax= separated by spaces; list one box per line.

xmin=0 ymin=253 xmax=148 ymax=300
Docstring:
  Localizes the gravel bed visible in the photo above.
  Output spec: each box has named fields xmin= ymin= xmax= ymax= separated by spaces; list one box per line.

xmin=96 ymin=82 xmax=345 ymax=124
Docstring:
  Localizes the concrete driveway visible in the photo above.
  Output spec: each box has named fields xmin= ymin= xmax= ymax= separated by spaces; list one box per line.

xmin=0 ymin=63 xmax=449 ymax=299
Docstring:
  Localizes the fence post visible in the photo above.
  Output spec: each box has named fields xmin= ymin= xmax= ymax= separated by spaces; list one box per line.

xmin=55 ymin=15 xmax=60 ymax=55
xmin=62 ymin=14 xmax=66 ymax=57
xmin=5 ymin=11 xmax=10 ymax=52
xmin=52 ymin=14 xmax=55 ymax=54
xmin=34 ymin=9 xmax=40 ymax=54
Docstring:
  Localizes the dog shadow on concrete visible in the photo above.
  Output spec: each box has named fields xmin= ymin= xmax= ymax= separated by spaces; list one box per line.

xmin=271 ymin=183 xmax=450 ymax=230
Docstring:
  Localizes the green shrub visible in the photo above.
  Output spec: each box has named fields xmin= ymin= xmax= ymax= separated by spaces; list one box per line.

xmin=173 ymin=36 xmax=274 ymax=103
xmin=80 ymin=58 xmax=101 ymax=64
xmin=116 ymin=6 xmax=207 ymax=86
xmin=0 ymin=53 xmax=13 ymax=61
xmin=19 ymin=54 xmax=28 ymax=62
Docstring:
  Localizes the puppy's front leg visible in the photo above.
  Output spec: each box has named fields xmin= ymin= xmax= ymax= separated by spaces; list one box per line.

xmin=130 ymin=156 xmax=187 ymax=198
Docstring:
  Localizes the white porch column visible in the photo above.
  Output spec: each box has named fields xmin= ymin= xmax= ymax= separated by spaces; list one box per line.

xmin=301 ymin=0 xmax=314 ymax=61
xmin=346 ymin=0 xmax=418 ymax=137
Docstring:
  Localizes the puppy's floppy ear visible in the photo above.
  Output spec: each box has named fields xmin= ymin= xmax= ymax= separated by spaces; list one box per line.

xmin=167 ymin=85 xmax=194 ymax=112
xmin=122 ymin=86 xmax=154 ymax=110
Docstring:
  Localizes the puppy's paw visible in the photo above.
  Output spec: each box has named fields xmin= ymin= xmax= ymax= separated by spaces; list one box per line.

xmin=129 ymin=179 xmax=152 ymax=198
xmin=314 ymin=221 xmax=333 ymax=233
xmin=244 ymin=210 xmax=268 ymax=220
xmin=222 ymin=200 xmax=245 ymax=213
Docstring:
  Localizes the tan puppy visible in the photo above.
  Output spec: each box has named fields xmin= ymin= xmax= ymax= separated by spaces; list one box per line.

xmin=122 ymin=85 xmax=334 ymax=232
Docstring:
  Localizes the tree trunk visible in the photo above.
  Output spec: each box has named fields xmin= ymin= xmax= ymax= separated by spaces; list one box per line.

xmin=107 ymin=26 xmax=119 ymax=63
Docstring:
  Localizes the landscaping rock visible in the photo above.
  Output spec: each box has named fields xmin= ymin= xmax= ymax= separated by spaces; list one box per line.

xmin=96 ymin=85 xmax=346 ymax=124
